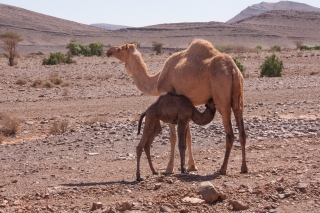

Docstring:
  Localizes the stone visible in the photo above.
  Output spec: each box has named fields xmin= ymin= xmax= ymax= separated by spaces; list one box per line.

xmin=88 ymin=153 xmax=99 ymax=156
xmin=181 ymin=197 xmax=205 ymax=205
xmin=91 ymin=202 xmax=103 ymax=211
xmin=122 ymin=201 xmax=132 ymax=211
xmin=160 ymin=204 xmax=173 ymax=212
xmin=154 ymin=183 xmax=162 ymax=190
xmin=296 ymin=183 xmax=308 ymax=193
xmin=229 ymin=200 xmax=249 ymax=211
xmin=108 ymin=207 xmax=116 ymax=213
xmin=198 ymin=181 xmax=220 ymax=203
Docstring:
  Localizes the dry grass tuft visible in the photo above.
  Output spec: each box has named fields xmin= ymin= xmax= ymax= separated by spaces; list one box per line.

xmin=61 ymin=82 xmax=70 ymax=87
xmin=84 ymin=116 xmax=110 ymax=125
xmin=31 ymin=79 xmax=44 ymax=88
xmin=50 ymin=120 xmax=69 ymax=135
xmin=0 ymin=113 xmax=19 ymax=136
xmin=15 ymin=78 xmax=27 ymax=86
xmin=43 ymin=81 xmax=55 ymax=88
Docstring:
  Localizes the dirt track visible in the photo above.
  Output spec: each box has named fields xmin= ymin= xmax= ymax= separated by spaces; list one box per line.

xmin=0 ymin=52 xmax=320 ymax=212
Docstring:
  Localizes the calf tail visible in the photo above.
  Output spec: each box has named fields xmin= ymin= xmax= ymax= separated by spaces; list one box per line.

xmin=137 ymin=111 xmax=146 ymax=135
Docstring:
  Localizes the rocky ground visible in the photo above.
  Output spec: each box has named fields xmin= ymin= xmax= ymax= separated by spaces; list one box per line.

xmin=0 ymin=51 xmax=319 ymax=212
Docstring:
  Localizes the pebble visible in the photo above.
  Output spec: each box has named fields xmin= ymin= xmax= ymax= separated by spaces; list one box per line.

xmin=181 ymin=197 xmax=205 ymax=205
xmin=229 ymin=200 xmax=249 ymax=211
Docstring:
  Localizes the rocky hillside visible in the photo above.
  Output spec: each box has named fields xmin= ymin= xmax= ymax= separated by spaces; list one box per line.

xmin=227 ymin=1 xmax=320 ymax=23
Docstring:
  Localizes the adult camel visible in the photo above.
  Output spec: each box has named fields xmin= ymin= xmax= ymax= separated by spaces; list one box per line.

xmin=106 ymin=39 xmax=248 ymax=175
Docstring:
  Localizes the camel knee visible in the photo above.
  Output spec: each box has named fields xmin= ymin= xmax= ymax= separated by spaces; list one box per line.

xmin=178 ymin=142 xmax=187 ymax=151
xmin=226 ymin=133 xmax=234 ymax=146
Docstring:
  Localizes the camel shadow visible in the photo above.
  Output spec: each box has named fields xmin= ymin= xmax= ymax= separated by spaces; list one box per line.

xmin=60 ymin=180 xmax=139 ymax=187
xmin=171 ymin=172 xmax=221 ymax=182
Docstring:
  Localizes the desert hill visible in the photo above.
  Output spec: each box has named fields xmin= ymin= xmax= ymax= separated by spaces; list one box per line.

xmin=227 ymin=0 xmax=320 ymax=23
xmin=90 ymin=23 xmax=131 ymax=30
xmin=1 ymin=3 xmax=320 ymax=53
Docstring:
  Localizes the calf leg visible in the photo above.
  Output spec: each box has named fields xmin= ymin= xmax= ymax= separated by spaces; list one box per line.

xmin=164 ymin=124 xmax=176 ymax=174
xmin=186 ymin=125 xmax=197 ymax=171
xmin=144 ymin=120 xmax=162 ymax=175
xmin=177 ymin=121 xmax=188 ymax=174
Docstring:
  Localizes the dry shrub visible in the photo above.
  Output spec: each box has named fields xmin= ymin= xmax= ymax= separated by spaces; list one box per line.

xmin=31 ymin=79 xmax=44 ymax=88
xmin=0 ymin=113 xmax=19 ymax=136
xmin=49 ymin=73 xmax=63 ymax=85
xmin=15 ymin=78 xmax=27 ymax=86
xmin=84 ymin=116 xmax=110 ymax=125
xmin=84 ymin=75 xmax=94 ymax=80
xmin=43 ymin=81 xmax=55 ymax=88
xmin=61 ymin=82 xmax=70 ymax=87
xmin=50 ymin=120 xmax=69 ymax=135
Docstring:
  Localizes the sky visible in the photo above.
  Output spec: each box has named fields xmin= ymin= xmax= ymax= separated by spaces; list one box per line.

xmin=1 ymin=0 xmax=320 ymax=27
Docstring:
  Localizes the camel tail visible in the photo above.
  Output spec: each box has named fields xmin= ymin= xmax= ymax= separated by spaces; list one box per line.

xmin=231 ymin=62 xmax=244 ymax=113
xmin=137 ymin=111 xmax=146 ymax=135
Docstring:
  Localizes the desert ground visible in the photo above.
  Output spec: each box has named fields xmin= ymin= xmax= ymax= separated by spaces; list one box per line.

xmin=0 ymin=49 xmax=320 ymax=213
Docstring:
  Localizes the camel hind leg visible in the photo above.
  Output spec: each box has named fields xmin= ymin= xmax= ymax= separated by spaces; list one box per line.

xmin=144 ymin=120 xmax=162 ymax=175
xmin=234 ymin=112 xmax=248 ymax=173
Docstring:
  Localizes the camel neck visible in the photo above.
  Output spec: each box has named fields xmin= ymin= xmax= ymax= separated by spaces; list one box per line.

xmin=125 ymin=52 xmax=161 ymax=96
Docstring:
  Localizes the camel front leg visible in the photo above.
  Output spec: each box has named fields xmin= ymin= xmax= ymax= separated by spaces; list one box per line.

xmin=186 ymin=125 xmax=198 ymax=171
xmin=164 ymin=124 xmax=176 ymax=174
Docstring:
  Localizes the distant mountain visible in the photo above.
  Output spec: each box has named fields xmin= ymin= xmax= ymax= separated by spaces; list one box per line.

xmin=227 ymin=1 xmax=320 ymax=23
xmin=90 ymin=23 xmax=131 ymax=30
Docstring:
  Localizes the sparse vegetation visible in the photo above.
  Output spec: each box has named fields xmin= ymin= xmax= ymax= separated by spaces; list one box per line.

xmin=0 ymin=112 xmax=19 ymax=136
xmin=300 ymin=45 xmax=320 ymax=51
xmin=271 ymin=45 xmax=281 ymax=52
xmin=50 ymin=120 xmax=69 ymax=135
xmin=233 ymin=58 xmax=245 ymax=74
xmin=42 ymin=52 xmax=74 ymax=65
xmin=49 ymin=73 xmax=63 ymax=85
xmin=15 ymin=78 xmax=27 ymax=86
xmin=152 ymin=41 xmax=163 ymax=55
xmin=215 ymin=45 xmax=253 ymax=53
xmin=43 ymin=81 xmax=55 ymax=88
xmin=0 ymin=31 xmax=23 ymax=66
xmin=260 ymin=54 xmax=283 ymax=77
xmin=66 ymin=42 xmax=104 ymax=56
xmin=294 ymin=40 xmax=303 ymax=50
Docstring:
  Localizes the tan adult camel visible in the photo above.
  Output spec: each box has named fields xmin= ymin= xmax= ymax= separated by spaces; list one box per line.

xmin=106 ymin=39 xmax=248 ymax=175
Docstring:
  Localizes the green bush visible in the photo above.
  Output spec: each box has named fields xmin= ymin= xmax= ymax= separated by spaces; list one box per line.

xmin=67 ymin=42 xmax=104 ymax=56
xmin=233 ymin=58 xmax=245 ymax=74
xmin=89 ymin=42 xmax=104 ymax=56
xmin=271 ymin=45 xmax=281 ymax=52
xmin=42 ymin=52 xmax=74 ymax=65
xmin=256 ymin=45 xmax=263 ymax=51
xmin=66 ymin=42 xmax=81 ymax=55
xmin=260 ymin=54 xmax=283 ymax=77
xmin=300 ymin=45 xmax=320 ymax=51
xmin=152 ymin=41 xmax=163 ymax=54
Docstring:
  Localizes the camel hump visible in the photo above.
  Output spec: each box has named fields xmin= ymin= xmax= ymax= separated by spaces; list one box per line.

xmin=186 ymin=39 xmax=219 ymax=58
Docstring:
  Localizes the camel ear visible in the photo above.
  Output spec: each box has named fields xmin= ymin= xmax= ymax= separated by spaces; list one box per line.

xmin=125 ymin=44 xmax=128 ymax=50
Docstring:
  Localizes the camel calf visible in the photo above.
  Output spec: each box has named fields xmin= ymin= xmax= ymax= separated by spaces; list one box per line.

xmin=136 ymin=93 xmax=216 ymax=181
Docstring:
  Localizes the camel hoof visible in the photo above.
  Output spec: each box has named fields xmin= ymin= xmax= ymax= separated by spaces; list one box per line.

xmin=187 ymin=165 xmax=198 ymax=172
xmin=219 ymin=169 xmax=227 ymax=175
xmin=136 ymin=177 xmax=144 ymax=182
xmin=181 ymin=169 xmax=189 ymax=174
xmin=162 ymin=168 xmax=174 ymax=174
xmin=241 ymin=165 xmax=248 ymax=174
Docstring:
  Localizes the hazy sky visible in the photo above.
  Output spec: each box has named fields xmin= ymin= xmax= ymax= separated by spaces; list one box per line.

xmin=1 ymin=0 xmax=320 ymax=27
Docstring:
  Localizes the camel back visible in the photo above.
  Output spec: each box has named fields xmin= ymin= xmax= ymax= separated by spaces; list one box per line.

xmin=186 ymin=39 xmax=219 ymax=59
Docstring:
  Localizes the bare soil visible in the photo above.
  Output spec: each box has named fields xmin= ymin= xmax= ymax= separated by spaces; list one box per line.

xmin=0 ymin=51 xmax=319 ymax=213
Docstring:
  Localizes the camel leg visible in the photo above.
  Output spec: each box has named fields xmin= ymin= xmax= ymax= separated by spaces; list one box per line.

xmin=136 ymin=119 xmax=155 ymax=181
xmin=144 ymin=120 xmax=162 ymax=175
xmin=164 ymin=124 xmax=176 ymax=174
xmin=234 ymin=113 xmax=248 ymax=173
xmin=177 ymin=122 xmax=188 ymax=174
xmin=219 ymin=110 xmax=234 ymax=175
xmin=186 ymin=125 xmax=198 ymax=171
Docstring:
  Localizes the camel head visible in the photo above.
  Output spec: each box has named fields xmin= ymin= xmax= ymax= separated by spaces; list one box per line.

xmin=106 ymin=43 xmax=137 ymax=62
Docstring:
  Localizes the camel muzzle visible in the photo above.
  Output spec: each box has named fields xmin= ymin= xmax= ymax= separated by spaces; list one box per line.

xmin=106 ymin=51 xmax=113 ymax=57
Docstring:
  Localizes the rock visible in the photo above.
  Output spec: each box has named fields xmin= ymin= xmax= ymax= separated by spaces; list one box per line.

xmin=154 ymin=183 xmax=162 ymax=190
xmin=88 ymin=153 xmax=99 ymax=156
xmin=198 ymin=181 xmax=220 ymax=203
xmin=181 ymin=197 xmax=205 ymax=205
xmin=91 ymin=202 xmax=103 ymax=211
xmin=122 ymin=201 xmax=132 ymax=211
xmin=229 ymin=200 xmax=249 ymax=211
xmin=108 ymin=207 xmax=116 ymax=213
xmin=296 ymin=183 xmax=308 ymax=193
xmin=160 ymin=204 xmax=173 ymax=212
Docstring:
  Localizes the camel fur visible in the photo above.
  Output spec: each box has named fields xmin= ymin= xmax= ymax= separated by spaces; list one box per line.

xmin=136 ymin=93 xmax=216 ymax=181
xmin=106 ymin=39 xmax=248 ymax=175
